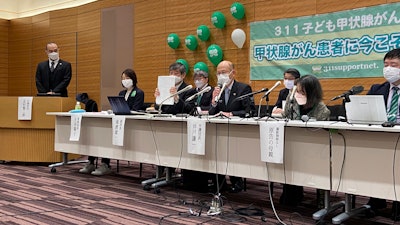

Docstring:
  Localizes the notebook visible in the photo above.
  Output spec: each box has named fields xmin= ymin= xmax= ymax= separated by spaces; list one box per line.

xmin=345 ymin=95 xmax=388 ymax=125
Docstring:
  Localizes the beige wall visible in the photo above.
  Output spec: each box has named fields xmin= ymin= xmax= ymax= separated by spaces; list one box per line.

xmin=2 ymin=0 xmax=400 ymax=107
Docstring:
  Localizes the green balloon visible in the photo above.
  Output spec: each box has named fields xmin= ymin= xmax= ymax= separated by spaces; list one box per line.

xmin=185 ymin=35 xmax=198 ymax=51
xmin=197 ymin=25 xmax=210 ymax=41
xmin=206 ymin=44 xmax=223 ymax=66
xmin=167 ymin=33 xmax=180 ymax=49
xmin=211 ymin=11 xmax=226 ymax=29
xmin=230 ymin=2 xmax=245 ymax=20
xmin=176 ymin=59 xmax=189 ymax=74
xmin=194 ymin=62 xmax=209 ymax=73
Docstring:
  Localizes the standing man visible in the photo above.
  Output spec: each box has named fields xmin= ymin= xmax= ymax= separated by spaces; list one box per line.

xmin=36 ymin=42 xmax=72 ymax=97
xmin=209 ymin=60 xmax=256 ymax=193
xmin=367 ymin=48 xmax=400 ymax=221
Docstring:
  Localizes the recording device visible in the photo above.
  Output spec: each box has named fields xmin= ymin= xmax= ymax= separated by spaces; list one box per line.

xmin=214 ymin=82 xmax=227 ymax=103
xmin=234 ymin=88 xmax=268 ymax=101
xmin=185 ymin=86 xmax=212 ymax=102
xmin=262 ymin=81 xmax=281 ymax=98
xmin=301 ymin=115 xmax=316 ymax=122
xmin=331 ymin=85 xmax=364 ymax=101
xmin=158 ymin=85 xmax=193 ymax=114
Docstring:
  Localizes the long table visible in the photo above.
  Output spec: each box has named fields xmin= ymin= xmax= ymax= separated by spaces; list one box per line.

xmin=48 ymin=112 xmax=400 ymax=201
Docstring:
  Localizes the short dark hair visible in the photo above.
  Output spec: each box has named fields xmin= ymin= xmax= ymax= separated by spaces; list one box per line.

xmin=297 ymin=74 xmax=323 ymax=107
xmin=122 ymin=68 xmax=137 ymax=87
xmin=284 ymin=68 xmax=300 ymax=79
xmin=169 ymin=62 xmax=186 ymax=75
xmin=384 ymin=48 xmax=400 ymax=61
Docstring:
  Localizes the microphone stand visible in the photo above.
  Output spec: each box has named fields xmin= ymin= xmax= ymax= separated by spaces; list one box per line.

xmin=264 ymin=92 xmax=271 ymax=118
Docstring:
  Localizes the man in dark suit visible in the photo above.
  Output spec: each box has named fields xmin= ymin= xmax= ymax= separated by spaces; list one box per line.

xmin=154 ymin=62 xmax=191 ymax=114
xmin=209 ymin=60 xmax=256 ymax=193
xmin=209 ymin=60 xmax=255 ymax=118
xmin=184 ymin=69 xmax=214 ymax=115
xmin=367 ymin=48 xmax=400 ymax=220
xmin=272 ymin=68 xmax=301 ymax=115
xmin=35 ymin=42 xmax=72 ymax=97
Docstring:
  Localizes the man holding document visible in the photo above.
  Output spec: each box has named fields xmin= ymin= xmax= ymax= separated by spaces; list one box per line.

xmin=154 ymin=62 xmax=192 ymax=114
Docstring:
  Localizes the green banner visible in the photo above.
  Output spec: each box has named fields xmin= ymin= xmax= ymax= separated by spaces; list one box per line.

xmin=250 ymin=3 xmax=400 ymax=80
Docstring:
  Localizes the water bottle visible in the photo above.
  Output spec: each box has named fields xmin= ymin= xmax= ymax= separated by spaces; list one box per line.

xmin=75 ymin=101 xmax=81 ymax=110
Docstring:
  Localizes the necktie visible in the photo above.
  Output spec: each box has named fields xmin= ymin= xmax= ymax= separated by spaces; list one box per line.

xmin=50 ymin=61 xmax=55 ymax=72
xmin=388 ymin=87 xmax=399 ymax=122
xmin=225 ymin=88 xmax=230 ymax=105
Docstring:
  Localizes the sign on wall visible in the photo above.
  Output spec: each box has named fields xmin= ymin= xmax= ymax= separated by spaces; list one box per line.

xmin=250 ymin=3 xmax=400 ymax=80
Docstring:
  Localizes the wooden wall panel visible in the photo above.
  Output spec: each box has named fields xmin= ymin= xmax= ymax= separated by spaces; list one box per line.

xmin=0 ymin=19 xmax=8 ymax=96
xmin=5 ymin=0 xmax=400 ymax=107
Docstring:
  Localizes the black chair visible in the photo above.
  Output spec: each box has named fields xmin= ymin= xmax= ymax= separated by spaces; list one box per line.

xmin=327 ymin=104 xmax=346 ymax=121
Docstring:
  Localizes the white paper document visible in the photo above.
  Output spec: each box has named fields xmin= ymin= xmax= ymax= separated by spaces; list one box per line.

xmin=112 ymin=116 xmax=126 ymax=146
xmin=260 ymin=121 xmax=285 ymax=164
xmin=69 ymin=114 xmax=83 ymax=141
xmin=18 ymin=97 xmax=33 ymax=120
xmin=155 ymin=75 xmax=175 ymax=105
xmin=187 ymin=117 xmax=206 ymax=155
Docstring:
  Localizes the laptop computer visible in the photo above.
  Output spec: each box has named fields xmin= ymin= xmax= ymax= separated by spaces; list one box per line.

xmin=108 ymin=96 xmax=132 ymax=115
xmin=345 ymin=95 xmax=388 ymax=125
xmin=108 ymin=96 xmax=148 ymax=115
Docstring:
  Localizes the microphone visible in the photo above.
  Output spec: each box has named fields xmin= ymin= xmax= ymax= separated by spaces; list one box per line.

xmin=331 ymin=85 xmax=364 ymax=101
xmin=214 ymin=82 xmax=227 ymax=103
xmin=289 ymin=86 xmax=297 ymax=102
xmin=158 ymin=85 xmax=193 ymax=114
xmin=185 ymin=86 xmax=212 ymax=102
xmin=234 ymin=88 xmax=268 ymax=101
xmin=262 ymin=81 xmax=281 ymax=98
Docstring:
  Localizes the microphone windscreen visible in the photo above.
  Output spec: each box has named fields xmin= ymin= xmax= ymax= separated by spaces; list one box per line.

xmin=301 ymin=115 xmax=309 ymax=122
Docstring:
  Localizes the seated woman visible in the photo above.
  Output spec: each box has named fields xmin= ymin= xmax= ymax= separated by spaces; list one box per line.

xmin=280 ymin=74 xmax=330 ymax=206
xmin=79 ymin=68 xmax=144 ymax=175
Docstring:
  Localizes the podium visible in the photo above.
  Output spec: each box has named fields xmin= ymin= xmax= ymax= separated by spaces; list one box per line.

xmin=0 ymin=96 xmax=79 ymax=162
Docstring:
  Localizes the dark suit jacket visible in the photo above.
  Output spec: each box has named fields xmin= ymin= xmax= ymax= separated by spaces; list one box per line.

xmin=274 ymin=88 xmax=290 ymax=108
xmin=35 ymin=59 xmax=72 ymax=97
xmin=119 ymin=86 xmax=145 ymax=111
xmin=156 ymin=82 xmax=192 ymax=114
xmin=185 ymin=85 xmax=214 ymax=115
xmin=209 ymin=80 xmax=256 ymax=117
xmin=367 ymin=81 xmax=390 ymax=109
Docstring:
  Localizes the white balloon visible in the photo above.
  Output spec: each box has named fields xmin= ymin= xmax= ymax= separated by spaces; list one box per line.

xmin=231 ymin=28 xmax=246 ymax=48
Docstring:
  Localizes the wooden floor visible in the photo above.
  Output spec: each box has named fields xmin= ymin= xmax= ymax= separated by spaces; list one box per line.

xmin=0 ymin=159 xmax=398 ymax=225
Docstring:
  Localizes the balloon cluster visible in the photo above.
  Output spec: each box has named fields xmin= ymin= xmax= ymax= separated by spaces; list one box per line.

xmin=167 ymin=2 xmax=247 ymax=69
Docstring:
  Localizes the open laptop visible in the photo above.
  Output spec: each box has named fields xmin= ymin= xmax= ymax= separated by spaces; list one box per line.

xmin=108 ymin=96 xmax=131 ymax=115
xmin=345 ymin=95 xmax=388 ymax=125
xmin=108 ymin=96 xmax=148 ymax=116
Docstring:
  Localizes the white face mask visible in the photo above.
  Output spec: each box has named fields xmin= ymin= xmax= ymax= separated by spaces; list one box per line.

xmin=217 ymin=73 xmax=231 ymax=86
xmin=383 ymin=66 xmax=400 ymax=83
xmin=284 ymin=79 xmax=295 ymax=90
xmin=171 ymin=75 xmax=182 ymax=85
xmin=194 ymin=80 xmax=205 ymax=89
xmin=294 ymin=91 xmax=307 ymax=105
xmin=122 ymin=79 xmax=133 ymax=89
xmin=48 ymin=52 xmax=59 ymax=61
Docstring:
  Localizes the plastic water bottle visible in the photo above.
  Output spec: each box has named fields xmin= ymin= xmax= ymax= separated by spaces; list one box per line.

xmin=75 ymin=101 xmax=81 ymax=110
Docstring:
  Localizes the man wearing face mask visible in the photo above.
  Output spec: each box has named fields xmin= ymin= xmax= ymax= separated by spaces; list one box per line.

xmin=366 ymin=48 xmax=400 ymax=220
xmin=184 ymin=69 xmax=214 ymax=115
xmin=272 ymin=68 xmax=301 ymax=115
xmin=154 ymin=62 xmax=191 ymax=114
xmin=209 ymin=60 xmax=256 ymax=118
xmin=35 ymin=42 xmax=72 ymax=97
